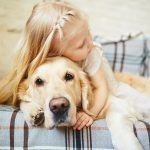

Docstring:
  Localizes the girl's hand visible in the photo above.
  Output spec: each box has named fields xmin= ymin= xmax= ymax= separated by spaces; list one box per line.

xmin=73 ymin=111 xmax=93 ymax=130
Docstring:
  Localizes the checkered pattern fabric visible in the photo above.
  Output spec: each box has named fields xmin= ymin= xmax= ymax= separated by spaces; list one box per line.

xmin=94 ymin=32 xmax=150 ymax=76
xmin=0 ymin=33 xmax=150 ymax=149
xmin=0 ymin=105 xmax=150 ymax=150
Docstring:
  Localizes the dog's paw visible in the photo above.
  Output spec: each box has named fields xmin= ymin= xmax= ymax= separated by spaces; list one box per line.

xmin=20 ymin=102 xmax=45 ymax=127
xmin=30 ymin=109 xmax=45 ymax=126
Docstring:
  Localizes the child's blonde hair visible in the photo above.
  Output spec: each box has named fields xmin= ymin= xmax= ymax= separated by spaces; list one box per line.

xmin=0 ymin=0 xmax=86 ymax=106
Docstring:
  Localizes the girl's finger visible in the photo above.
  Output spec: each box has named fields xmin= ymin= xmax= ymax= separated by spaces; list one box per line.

xmin=73 ymin=116 xmax=87 ymax=129
xmin=77 ymin=118 xmax=89 ymax=130
xmin=86 ymin=118 xmax=93 ymax=127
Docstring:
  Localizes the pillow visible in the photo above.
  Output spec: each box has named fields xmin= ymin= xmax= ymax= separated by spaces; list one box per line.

xmin=94 ymin=32 xmax=150 ymax=77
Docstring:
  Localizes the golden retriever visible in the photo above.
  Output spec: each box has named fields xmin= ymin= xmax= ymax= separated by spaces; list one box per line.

xmin=18 ymin=57 xmax=150 ymax=150
xmin=18 ymin=57 xmax=93 ymax=128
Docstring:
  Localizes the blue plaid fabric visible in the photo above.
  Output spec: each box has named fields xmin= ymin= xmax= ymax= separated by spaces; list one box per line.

xmin=0 ymin=105 xmax=150 ymax=150
xmin=94 ymin=32 xmax=150 ymax=76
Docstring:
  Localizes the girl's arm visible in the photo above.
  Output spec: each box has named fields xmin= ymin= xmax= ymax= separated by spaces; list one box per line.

xmin=73 ymin=68 xmax=108 ymax=130
xmin=89 ymin=68 xmax=108 ymax=118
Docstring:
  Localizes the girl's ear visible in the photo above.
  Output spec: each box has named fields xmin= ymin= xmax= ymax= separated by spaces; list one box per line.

xmin=79 ymin=71 xmax=94 ymax=116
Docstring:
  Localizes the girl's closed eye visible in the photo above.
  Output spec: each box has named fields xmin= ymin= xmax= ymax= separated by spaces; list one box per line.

xmin=78 ymin=39 xmax=86 ymax=49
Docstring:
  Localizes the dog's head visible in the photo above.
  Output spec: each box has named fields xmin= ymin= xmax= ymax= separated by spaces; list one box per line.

xmin=18 ymin=57 xmax=93 ymax=129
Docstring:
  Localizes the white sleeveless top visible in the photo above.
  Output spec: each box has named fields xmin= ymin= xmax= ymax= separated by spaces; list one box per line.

xmin=82 ymin=42 xmax=118 ymax=94
xmin=82 ymin=43 xmax=103 ymax=76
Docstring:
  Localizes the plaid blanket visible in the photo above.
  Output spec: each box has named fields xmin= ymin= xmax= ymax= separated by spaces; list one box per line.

xmin=0 ymin=105 xmax=150 ymax=150
xmin=0 ymin=33 xmax=150 ymax=150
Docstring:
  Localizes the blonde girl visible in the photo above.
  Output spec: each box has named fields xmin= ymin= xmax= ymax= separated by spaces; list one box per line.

xmin=0 ymin=0 xmax=108 ymax=130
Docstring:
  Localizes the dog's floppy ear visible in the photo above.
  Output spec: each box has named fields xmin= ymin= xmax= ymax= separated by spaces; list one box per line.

xmin=17 ymin=79 xmax=30 ymax=102
xmin=79 ymin=71 xmax=94 ymax=116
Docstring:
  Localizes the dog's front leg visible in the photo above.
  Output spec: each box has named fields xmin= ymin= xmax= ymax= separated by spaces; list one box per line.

xmin=106 ymin=97 xmax=143 ymax=150
xmin=106 ymin=112 xmax=143 ymax=150
xmin=20 ymin=101 xmax=44 ymax=127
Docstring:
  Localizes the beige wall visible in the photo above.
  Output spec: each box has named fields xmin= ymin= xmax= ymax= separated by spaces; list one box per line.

xmin=0 ymin=0 xmax=150 ymax=77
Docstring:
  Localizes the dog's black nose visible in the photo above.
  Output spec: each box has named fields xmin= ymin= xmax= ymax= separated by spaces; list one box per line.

xmin=49 ymin=97 xmax=69 ymax=114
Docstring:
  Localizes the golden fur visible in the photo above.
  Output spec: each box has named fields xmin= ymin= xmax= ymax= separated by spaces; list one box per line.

xmin=18 ymin=57 xmax=94 ymax=128
xmin=115 ymin=72 xmax=150 ymax=96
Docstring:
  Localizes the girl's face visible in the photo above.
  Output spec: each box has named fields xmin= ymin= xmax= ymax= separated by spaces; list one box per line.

xmin=62 ymin=20 xmax=93 ymax=62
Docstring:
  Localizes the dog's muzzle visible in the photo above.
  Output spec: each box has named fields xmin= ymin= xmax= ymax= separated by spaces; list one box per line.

xmin=49 ymin=97 xmax=70 ymax=125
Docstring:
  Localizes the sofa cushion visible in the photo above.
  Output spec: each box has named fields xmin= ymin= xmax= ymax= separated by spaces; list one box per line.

xmin=94 ymin=32 xmax=150 ymax=77
xmin=0 ymin=105 xmax=150 ymax=150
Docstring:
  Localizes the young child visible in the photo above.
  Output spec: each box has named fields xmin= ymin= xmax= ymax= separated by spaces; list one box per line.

xmin=0 ymin=0 xmax=108 ymax=130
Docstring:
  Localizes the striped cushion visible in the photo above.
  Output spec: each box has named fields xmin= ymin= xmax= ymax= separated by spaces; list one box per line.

xmin=0 ymin=105 xmax=150 ymax=150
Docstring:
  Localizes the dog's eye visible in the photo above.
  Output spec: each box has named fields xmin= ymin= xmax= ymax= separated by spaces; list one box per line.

xmin=64 ymin=72 xmax=74 ymax=81
xmin=35 ymin=78 xmax=44 ymax=86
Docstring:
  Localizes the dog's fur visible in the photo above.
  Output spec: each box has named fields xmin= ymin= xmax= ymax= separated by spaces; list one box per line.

xmin=115 ymin=72 xmax=150 ymax=97
xmin=18 ymin=57 xmax=94 ymax=128
xmin=18 ymin=57 xmax=150 ymax=150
